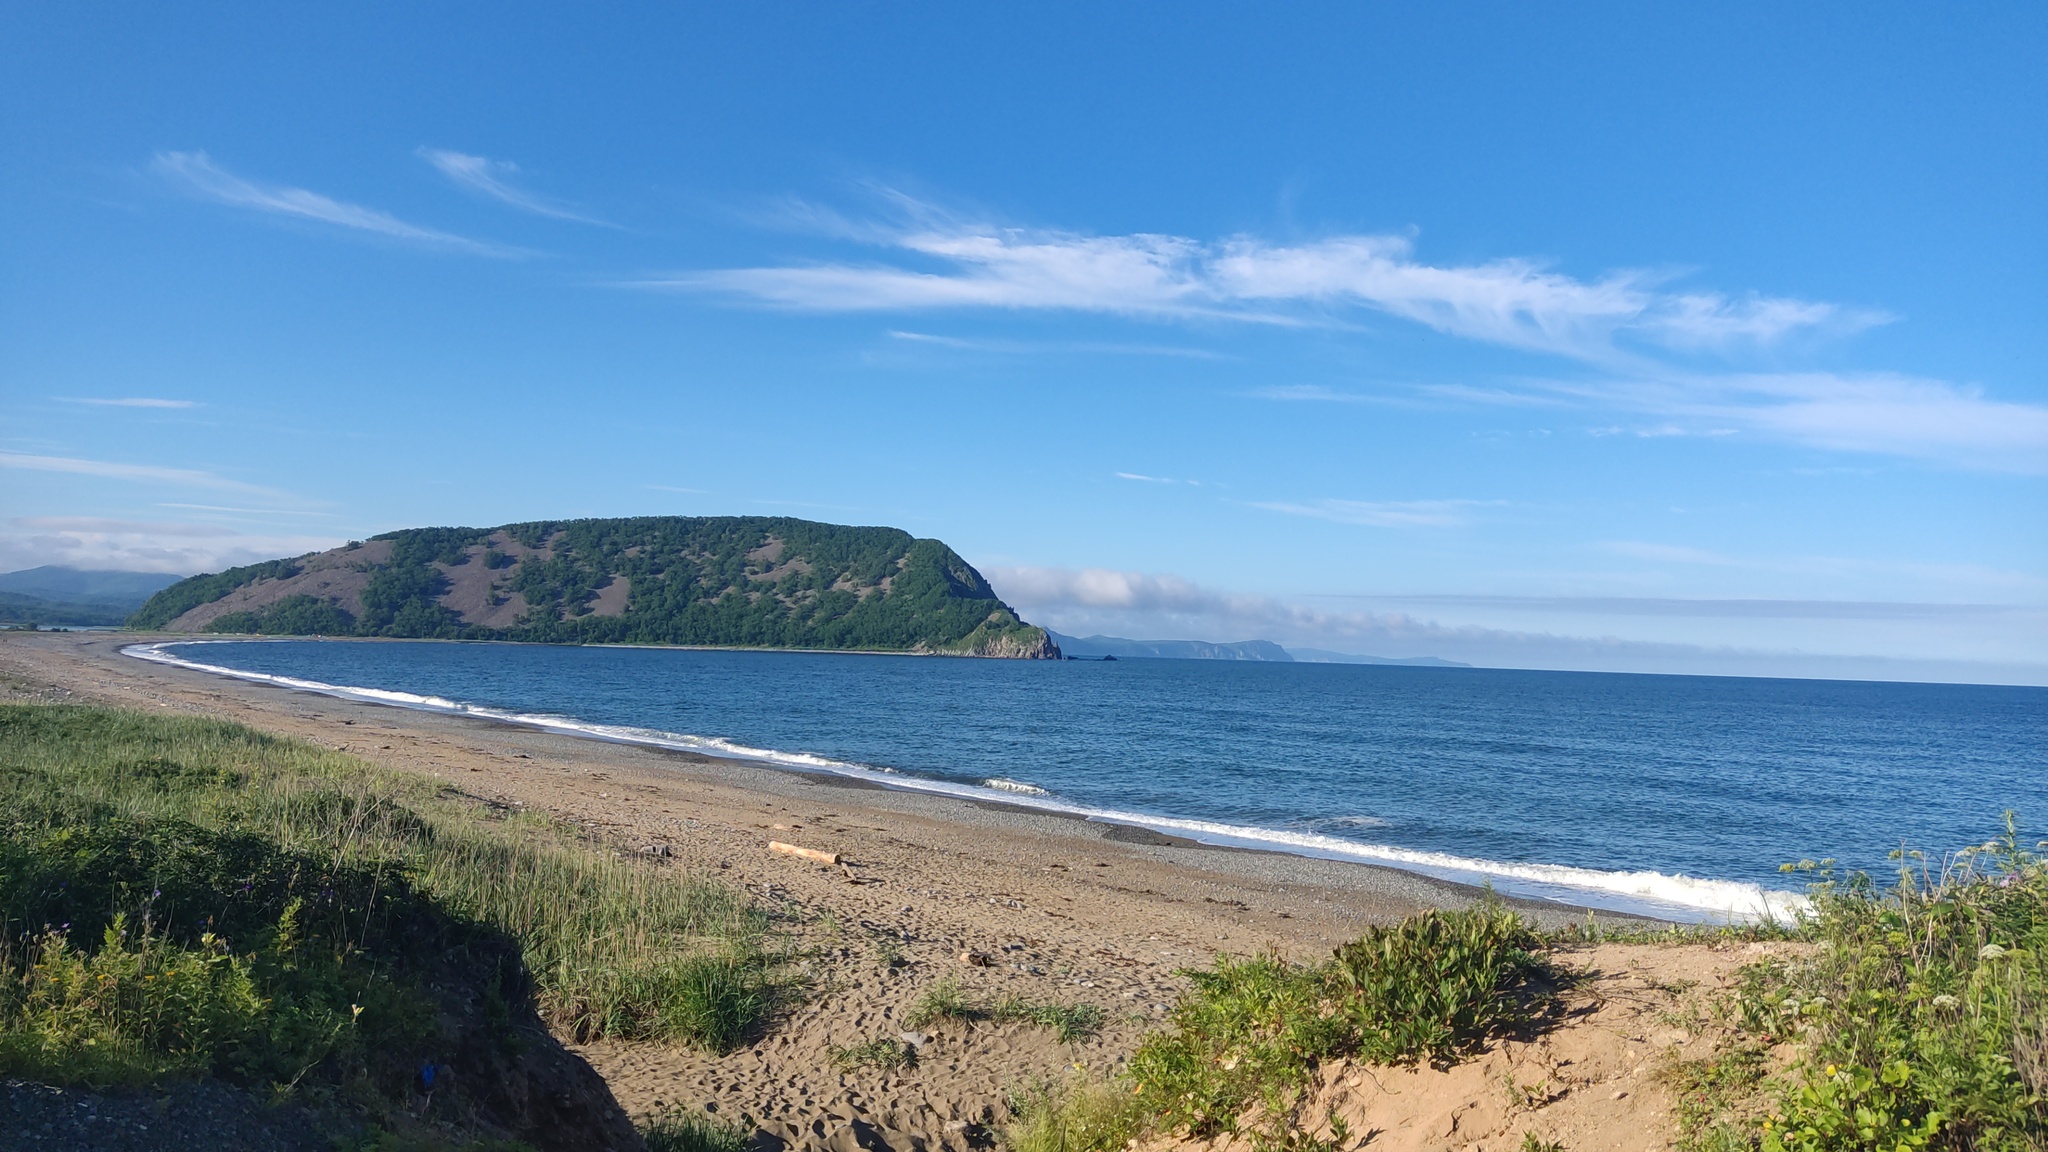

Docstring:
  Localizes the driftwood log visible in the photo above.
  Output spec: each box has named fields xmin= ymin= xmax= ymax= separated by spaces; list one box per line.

xmin=768 ymin=840 xmax=842 ymax=865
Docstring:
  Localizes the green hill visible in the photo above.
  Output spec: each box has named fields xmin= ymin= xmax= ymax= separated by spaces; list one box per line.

xmin=128 ymin=516 xmax=1060 ymax=658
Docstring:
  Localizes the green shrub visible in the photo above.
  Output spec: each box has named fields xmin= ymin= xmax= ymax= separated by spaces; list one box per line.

xmin=1330 ymin=903 xmax=1549 ymax=1065
xmin=1753 ymin=819 xmax=2046 ymax=1152
xmin=0 ymin=919 xmax=269 ymax=1086
xmin=1128 ymin=905 xmax=1550 ymax=1142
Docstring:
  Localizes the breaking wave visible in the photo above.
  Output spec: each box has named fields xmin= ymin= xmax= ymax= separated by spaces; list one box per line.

xmin=982 ymin=778 xmax=1049 ymax=795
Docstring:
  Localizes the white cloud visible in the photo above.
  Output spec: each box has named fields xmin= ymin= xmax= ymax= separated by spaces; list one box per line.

xmin=0 ymin=451 xmax=286 ymax=497
xmin=61 ymin=397 xmax=198 ymax=409
xmin=1249 ymin=498 xmax=1487 ymax=528
xmin=1265 ymin=370 xmax=2048 ymax=472
xmin=1510 ymin=371 xmax=2048 ymax=473
xmin=656 ymin=191 xmax=2039 ymax=470
xmin=662 ymin=198 xmax=1876 ymax=360
xmin=885 ymin=329 xmax=1229 ymax=359
xmin=417 ymin=148 xmax=611 ymax=225
xmin=153 ymin=151 xmax=513 ymax=256
xmin=984 ymin=564 xmax=2048 ymax=684
xmin=0 ymin=517 xmax=340 ymax=575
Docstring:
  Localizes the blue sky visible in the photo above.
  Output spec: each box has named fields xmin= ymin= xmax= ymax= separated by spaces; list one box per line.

xmin=3 ymin=4 xmax=2044 ymax=682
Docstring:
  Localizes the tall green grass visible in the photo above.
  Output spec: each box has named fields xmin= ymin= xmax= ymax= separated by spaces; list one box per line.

xmin=0 ymin=703 xmax=773 ymax=1098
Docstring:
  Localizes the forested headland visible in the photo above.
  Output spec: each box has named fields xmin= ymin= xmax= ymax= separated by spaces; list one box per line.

xmin=128 ymin=516 xmax=1059 ymax=658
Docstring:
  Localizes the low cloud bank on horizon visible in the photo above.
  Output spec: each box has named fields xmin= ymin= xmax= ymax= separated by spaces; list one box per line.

xmin=984 ymin=565 xmax=2048 ymax=686
xmin=0 ymin=517 xmax=341 ymax=579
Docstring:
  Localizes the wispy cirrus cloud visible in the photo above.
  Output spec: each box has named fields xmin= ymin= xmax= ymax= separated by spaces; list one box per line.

xmin=417 ymin=148 xmax=612 ymax=226
xmin=656 ymin=190 xmax=2042 ymax=471
xmin=59 ymin=397 xmax=198 ymax=409
xmin=1258 ymin=371 xmax=2048 ymax=472
xmin=152 ymin=151 xmax=515 ymax=256
xmin=886 ymin=329 xmax=1229 ymax=359
xmin=1249 ymin=498 xmax=1491 ymax=528
xmin=1312 ymin=594 xmax=2037 ymax=621
xmin=0 ymin=451 xmax=285 ymax=497
xmin=1509 ymin=371 xmax=2048 ymax=473
xmin=654 ymin=195 xmax=1880 ymax=361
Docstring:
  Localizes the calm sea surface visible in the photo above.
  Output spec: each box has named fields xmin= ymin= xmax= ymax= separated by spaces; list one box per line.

xmin=140 ymin=640 xmax=2046 ymax=920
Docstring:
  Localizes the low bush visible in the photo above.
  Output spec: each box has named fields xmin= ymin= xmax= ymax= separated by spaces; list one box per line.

xmin=1747 ymin=819 xmax=2046 ymax=1152
xmin=1130 ymin=906 xmax=1540 ymax=1139
xmin=1125 ymin=904 xmax=1551 ymax=1144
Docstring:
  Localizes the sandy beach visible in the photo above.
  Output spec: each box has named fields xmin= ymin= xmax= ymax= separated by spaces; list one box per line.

xmin=0 ymin=631 xmax=1673 ymax=1150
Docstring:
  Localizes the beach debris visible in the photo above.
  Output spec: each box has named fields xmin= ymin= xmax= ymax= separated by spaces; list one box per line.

xmin=638 ymin=843 xmax=672 ymax=857
xmin=897 ymin=1031 xmax=931 ymax=1051
xmin=959 ymin=950 xmax=994 ymax=967
xmin=769 ymin=840 xmax=841 ymax=865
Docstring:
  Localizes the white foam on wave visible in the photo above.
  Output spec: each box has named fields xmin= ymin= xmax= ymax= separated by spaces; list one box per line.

xmin=982 ymin=777 xmax=1049 ymax=795
xmin=125 ymin=641 xmax=1810 ymax=924
xmin=122 ymin=641 xmax=889 ymax=776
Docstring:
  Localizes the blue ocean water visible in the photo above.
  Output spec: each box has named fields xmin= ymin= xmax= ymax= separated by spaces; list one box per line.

xmin=137 ymin=640 xmax=2046 ymax=921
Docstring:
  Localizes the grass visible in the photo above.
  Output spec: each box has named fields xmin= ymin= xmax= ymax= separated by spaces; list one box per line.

xmin=990 ymin=995 xmax=1108 ymax=1044
xmin=905 ymin=977 xmax=976 ymax=1028
xmin=1002 ymin=1078 xmax=1147 ymax=1152
xmin=0 ymin=704 xmax=773 ymax=1115
xmin=829 ymin=1036 xmax=914 ymax=1072
xmin=903 ymin=976 xmax=1106 ymax=1043
xmin=641 ymin=1109 xmax=751 ymax=1152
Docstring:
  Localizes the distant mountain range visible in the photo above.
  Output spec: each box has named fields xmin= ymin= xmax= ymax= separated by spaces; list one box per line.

xmin=128 ymin=517 xmax=1059 ymax=658
xmin=0 ymin=566 xmax=185 ymax=628
xmin=1048 ymin=631 xmax=1469 ymax=667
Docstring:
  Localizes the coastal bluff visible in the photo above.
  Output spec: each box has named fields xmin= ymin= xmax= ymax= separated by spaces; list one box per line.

xmin=129 ymin=515 xmax=1061 ymax=658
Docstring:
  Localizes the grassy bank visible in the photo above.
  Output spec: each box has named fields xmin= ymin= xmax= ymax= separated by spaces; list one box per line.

xmin=1009 ymin=830 xmax=2045 ymax=1152
xmin=0 ymin=704 xmax=773 ymax=1143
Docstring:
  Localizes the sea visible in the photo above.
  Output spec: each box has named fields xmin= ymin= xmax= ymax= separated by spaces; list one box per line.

xmin=128 ymin=640 xmax=2047 ymax=923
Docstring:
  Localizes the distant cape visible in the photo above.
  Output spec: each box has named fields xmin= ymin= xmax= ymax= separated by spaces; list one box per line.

xmin=1046 ymin=632 xmax=1469 ymax=667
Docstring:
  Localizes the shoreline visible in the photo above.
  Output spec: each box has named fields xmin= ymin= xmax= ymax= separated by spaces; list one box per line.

xmin=0 ymin=628 xmax=1695 ymax=1146
xmin=117 ymin=635 xmax=1801 ymax=924
xmin=1 ymin=630 xmax=1669 ymax=938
